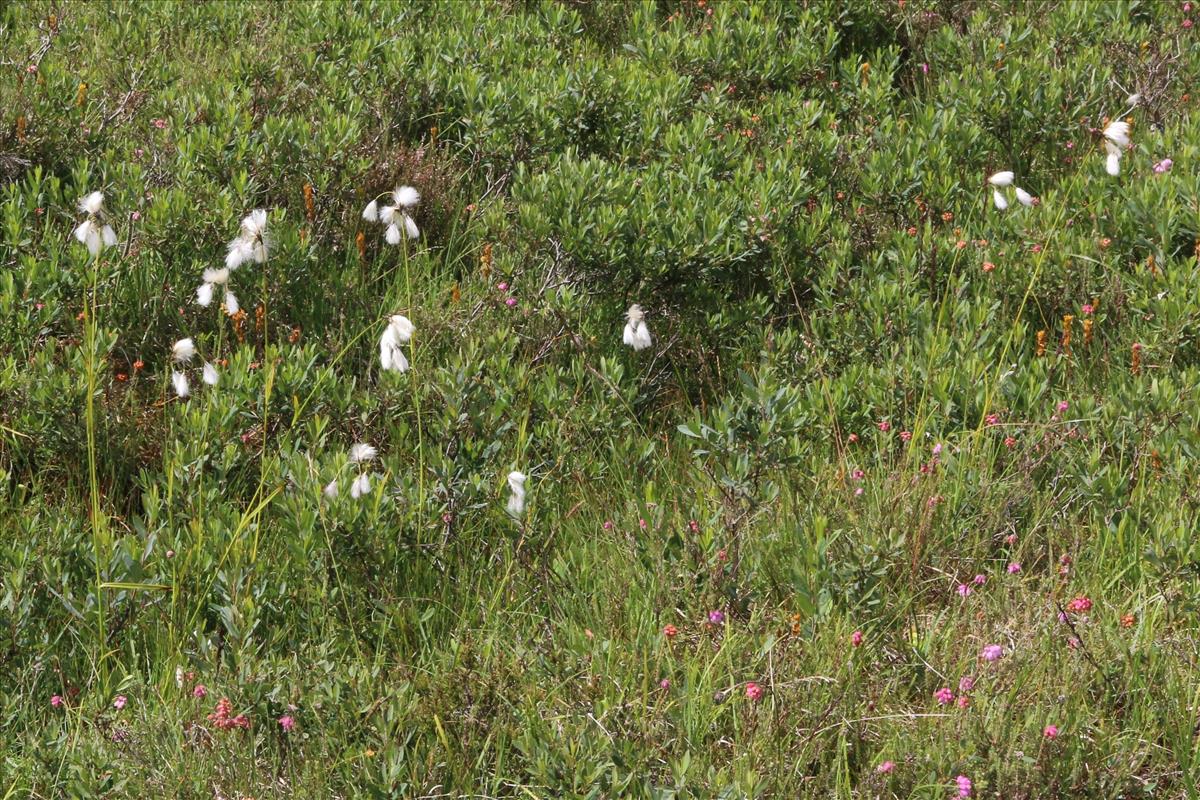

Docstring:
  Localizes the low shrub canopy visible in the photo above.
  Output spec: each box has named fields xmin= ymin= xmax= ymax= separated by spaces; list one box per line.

xmin=2 ymin=0 xmax=1199 ymax=796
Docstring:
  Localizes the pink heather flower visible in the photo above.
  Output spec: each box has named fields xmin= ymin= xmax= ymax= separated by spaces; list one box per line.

xmin=716 ymin=548 xmax=727 ymax=562
xmin=1065 ymin=140 xmax=1075 ymax=149
xmin=1031 ymin=243 xmax=1042 ymax=253
xmin=1044 ymin=724 xmax=1059 ymax=739
xmin=932 ymin=442 xmax=943 ymax=456
xmin=1153 ymin=158 xmax=1173 ymax=174
xmin=899 ymin=430 xmax=912 ymax=442
xmin=1068 ymin=636 xmax=1080 ymax=649
xmin=1056 ymin=400 xmax=1069 ymax=413
xmin=708 ymin=610 xmax=725 ymax=625
xmin=1081 ymin=303 xmax=1094 ymax=315
xmin=1003 ymin=436 xmax=1016 ymax=448
xmin=878 ymin=420 xmax=891 ymax=432
xmin=920 ymin=63 xmax=929 ymax=74
xmin=956 ymin=695 xmax=970 ymax=709
xmin=278 ymin=715 xmax=296 ymax=732
xmin=848 ymin=433 xmax=859 ymax=443
xmin=985 ymin=413 xmax=1000 ymax=426
xmin=854 ymin=486 xmax=864 ymax=496
xmin=602 ymin=520 xmax=613 ymax=530
xmin=1065 ymin=596 xmax=1093 ymax=613
xmin=956 ymin=774 xmax=973 ymax=797
xmin=1186 ymin=2 xmax=1193 ymax=11
xmin=152 ymin=118 xmax=167 ymax=129
xmin=1184 ymin=18 xmax=1194 ymax=28
xmin=505 ymin=297 xmax=517 ymax=307
xmin=958 ymin=675 xmax=975 ymax=693
xmin=659 ymin=678 xmax=670 ymax=689
xmin=134 ymin=147 xmax=144 ymax=159
xmin=745 ymin=682 xmax=763 ymax=701
xmin=852 ymin=469 xmax=865 ymax=480
xmin=1005 ymin=533 xmax=1017 ymax=545
xmin=851 ymin=630 xmax=863 ymax=647
xmin=956 ymin=584 xmax=972 ymax=597
xmin=51 ymin=695 xmax=64 ymax=708
xmin=877 ymin=760 xmax=896 ymax=774
xmin=1007 ymin=562 xmax=1022 ymax=574
xmin=639 ymin=518 xmax=648 ymax=529
xmin=973 ymin=574 xmax=986 ymax=585
xmin=663 ymin=624 xmax=678 ymax=638
xmin=689 ymin=519 xmax=700 ymax=533
xmin=131 ymin=211 xmax=141 ymax=221
xmin=113 ymin=695 xmax=127 ymax=710
xmin=934 ymin=687 xmax=954 ymax=705
xmin=193 ymin=684 xmax=208 ymax=699
xmin=981 ymin=644 xmax=1004 ymax=661
xmin=497 ymin=282 xmax=508 ymax=291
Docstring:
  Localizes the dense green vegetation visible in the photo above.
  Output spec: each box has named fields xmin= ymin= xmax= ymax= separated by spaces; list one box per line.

xmin=3 ymin=0 xmax=1200 ymax=796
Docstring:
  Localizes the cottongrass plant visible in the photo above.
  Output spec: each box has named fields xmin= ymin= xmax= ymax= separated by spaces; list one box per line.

xmin=362 ymin=185 xmax=420 ymax=244
xmin=72 ymin=191 xmax=118 ymax=257
xmin=195 ymin=267 xmax=239 ymax=316
xmin=379 ymin=314 xmax=414 ymax=373
xmin=623 ymin=304 xmax=653 ymax=351
xmin=987 ymin=171 xmax=1036 ymax=210
xmin=1103 ymin=120 xmax=1132 ymax=176
xmin=324 ymin=443 xmax=378 ymax=501
xmin=506 ymin=470 xmax=527 ymax=517
xmin=169 ymin=337 xmax=218 ymax=399
xmin=225 ymin=209 xmax=269 ymax=269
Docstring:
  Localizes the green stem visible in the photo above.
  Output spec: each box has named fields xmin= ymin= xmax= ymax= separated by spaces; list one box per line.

xmin=84 ymin=250 xmax=107 ymax=687
xmin=402 ymin=237 xmax=425 ymax=540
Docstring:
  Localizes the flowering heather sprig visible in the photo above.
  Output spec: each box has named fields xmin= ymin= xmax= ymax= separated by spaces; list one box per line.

xmin=208 ymin=697 xmax=250 ymax=731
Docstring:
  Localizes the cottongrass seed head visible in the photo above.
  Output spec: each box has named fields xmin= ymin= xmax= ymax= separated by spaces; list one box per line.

xmin=172 ymin=337 xmax=196 ymax=364
xmin=506 ymin=470 xmax=527 ymax=517
xmin=623 ymin=304 xmax=653 ymax=351
xmin=379 ymin=315 xmax=414 ymax=373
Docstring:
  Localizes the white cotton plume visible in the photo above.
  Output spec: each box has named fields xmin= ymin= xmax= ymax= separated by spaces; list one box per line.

xmin=323 ymin=479 xmax=339 ymax=500
xmin=101 ymin=225 xmax=117 ymax=248
xmin=78 ymin=191 xmax=104 ymax=215
xmin=384 ymin=224 xmax=401 ymax=245
xmin=380 ymin=315 xmax=413 ymax=372
xmin=393 ymin=185 xmax=420 ymax=208
xmin=349 ymin=443 xmax=377 ymax=463
xmin=402 ymin=214 xmax=419 ymax=240
xmin=1103 ymin=120 xmax=1131 ymax=149
xmin=1104 ymin=142 xmax=1122 ymax=176
xmin=362 ymin=200 xmax=379 ymax=222
xmin=1014 ymin=187 xmax=1034 ymax=207
xmin=172 ymin=337 xmax=196 ymax=363
xmin=223 ymin=289 xmax=239 ymax=316
xmin=987 ymin=171 xmax=1014 ymax=188
xmin=196 ymin=282 xmax=214 ymax=307
xmin=991 ymin=189 xmax=1008 ymax=211
xmin=506 ymin=470 xmax=527 ymax=517
xmin=350 ymin=473 xmax=372 ymax=499
xmin=622 ymin=304 xmax=653 ymax=351
xmin=379 ymin=205 xmax=397 ymax=225
xmin=171 ymin=371 xmax=190 ymax=398
xmin=202 ymin=362 xmax=219 ymax=386
xmin=202 ymin=267 xmax=230 ymax=285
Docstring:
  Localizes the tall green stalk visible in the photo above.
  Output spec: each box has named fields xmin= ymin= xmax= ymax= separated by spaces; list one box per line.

xmin=402 ymin=238 xmax=425 ymax=539
xmin=84 ymin=250 xmax=107 ymax=687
